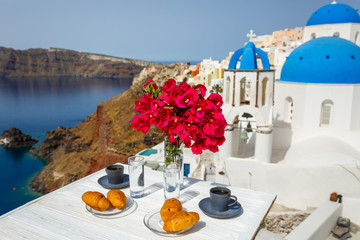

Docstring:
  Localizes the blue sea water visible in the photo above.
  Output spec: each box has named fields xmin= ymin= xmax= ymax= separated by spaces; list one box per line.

xmin=0 ymin=76 xmax=132 ymax=215
xmin=156 ymin=60 xmax=200 ymax=66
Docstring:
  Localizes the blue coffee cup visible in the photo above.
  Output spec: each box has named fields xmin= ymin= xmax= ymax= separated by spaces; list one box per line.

xmin=210 ymin=187 xmax=237 ymax=212
xmin=106 ymin=164 xmax=124 ymax=184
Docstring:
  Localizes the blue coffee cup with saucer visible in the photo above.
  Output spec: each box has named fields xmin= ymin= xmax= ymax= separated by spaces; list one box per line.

xmin=98 ymin=164 xmax=129 ymax=189
xmin=199 ymin=187 xmax=243 ymax=219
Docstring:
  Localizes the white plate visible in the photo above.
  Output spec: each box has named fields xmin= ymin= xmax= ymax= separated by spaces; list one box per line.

xmin=85 ymin=194 xmax=134 ymax=217
xmin=143 ymin=208 xmax=195 ymax=236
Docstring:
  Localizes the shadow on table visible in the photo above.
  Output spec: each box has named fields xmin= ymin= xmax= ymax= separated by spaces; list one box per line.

xmin=143 ymin=182 xmax=163 ymax=197
xmin=92 ymin=201 xmax=138 ymax=219
xmin=179 ymin=190 xmax=200 ymax=205
xmin=182 ymin=177 xmax=201 ymax=190
xmin=185 ymin=221 xmax=206 ymax=235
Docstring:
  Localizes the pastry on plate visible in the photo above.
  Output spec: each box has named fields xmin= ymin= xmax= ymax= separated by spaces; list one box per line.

xmin=82 ymin=191 xmax=110 ymax=211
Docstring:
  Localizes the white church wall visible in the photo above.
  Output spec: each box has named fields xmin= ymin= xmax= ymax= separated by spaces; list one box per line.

xmin=274 ymin=51 xmax=292 ymax=79
xmin=303 ymin=84 xmax=354 ymax=131
xmin=256 ymin=105 xmax=273 ymax=127
xmin=257 ymin=72 xmax=274 ymax=108
xmin=302 ymin=23 xmax=354 ymax=43
xmin=350 ymin=24 xmax=360 ymax=45
xmin=350 ymin=85 xmax=360 ymax=131
xmin=234 ymin=72 xmax=257 ymax=107
xmin=224 ymin=157 xmax=360 ymax=210
xmin=273 ymin=82 xmax=360 ymax=151
xmin=274 ymin=81 xmax=307 ymax=128
xmin=342 ymin=197 xmax=360 ymax=225
xmin=255 ymin=128 xmax=273 ymax=163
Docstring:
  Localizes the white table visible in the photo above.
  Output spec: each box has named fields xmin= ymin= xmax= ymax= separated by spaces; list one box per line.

xmin=0 ymin=164 xmax=276 ymax=240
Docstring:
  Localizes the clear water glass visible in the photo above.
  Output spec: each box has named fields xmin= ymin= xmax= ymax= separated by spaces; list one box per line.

xmin=128 ymin=156 xmax=145 ymax=198
xmin=164 ymin=163 xmax=180 ymax=200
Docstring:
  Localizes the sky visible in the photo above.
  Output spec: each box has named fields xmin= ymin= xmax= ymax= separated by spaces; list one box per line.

xmin=1 ymin=0 xmax=360 ymax=62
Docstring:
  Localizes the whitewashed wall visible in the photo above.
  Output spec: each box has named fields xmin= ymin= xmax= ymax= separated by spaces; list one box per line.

xmin=302 ymin=23 xmax=360 ymax=44
xmin=221 ymin=157 xmax=360 ymax=210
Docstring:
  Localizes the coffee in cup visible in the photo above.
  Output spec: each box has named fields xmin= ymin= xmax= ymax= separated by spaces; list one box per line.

xmin=209 ymin=187 xmax=237 ymax=212
xmin=106 ymin=164 xmax=124 ymax=184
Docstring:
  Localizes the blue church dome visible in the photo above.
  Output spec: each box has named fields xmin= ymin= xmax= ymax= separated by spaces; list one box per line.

xmin=280 ymin=37 xmax=360 ymax=84
xmin=228 ymin=42 xmax=270 ymax=70
xmin=306 ymin=3 xmax=360 ymax=26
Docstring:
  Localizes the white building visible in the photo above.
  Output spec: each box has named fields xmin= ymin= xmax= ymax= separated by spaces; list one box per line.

xmin=302 ymin=1 xmax=360 ymax=44
xmin=273 ymin=1 xmax=360 ymax=80
xmin=198 ymin=2 xmax=360 ymax=215
xmin=222 ymin=41 xmax=275 ymax=163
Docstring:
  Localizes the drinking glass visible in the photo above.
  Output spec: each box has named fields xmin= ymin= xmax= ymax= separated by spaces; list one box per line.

xmin=128 ymin=156 xmax=145 ymax=198
xmin=163 ymin=163 xmax=180 ymax=200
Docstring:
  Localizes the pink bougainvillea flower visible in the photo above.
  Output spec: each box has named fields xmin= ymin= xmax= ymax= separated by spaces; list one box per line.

xmin=214 ymin=126 xmax=225 ymax=138
xmin=168 ymin=116 xmax=183 ymax=135
xmin=161 ymin=79 xmax=177 ymax=93
xmin=179 ymin=131 xmax=192 ymax=147
xmin=135 ymin=93 xmax=153 ymax=114
xmin=159 ymin=81 xmax=179 ymax=105
xmin=150 ymin=99 xmax=165 ymax=111
xmin=207 ymin=93 xmax=223 ymax=110
xmin=207 ymin=145 xmax=219 ymax=153
xmin=190 ymin=99 xmax=207 ymax=120
xmin=216 ymin=136 xmax=226 ymax=146
xmin=194 ymin=84 xmax=207 ymax=98
xmin=168 ymin=134 xmax=176 ymax=143
xmin=153 ymin=109 xmax=171 ymax=131
xmin=203 ymin=122 xmax=217 ymax=137
xmin=204 ymin=136 xmax=217 ymax=146
xmin=131 ymin=78 xmax=227 ymax=156
xmin=175 ymin=87 xmax=198 ymax=108
xmin=130 ymin=115 xmax=150 ymax=134
xmin=191 ymin=141 xmax=204 ymax=154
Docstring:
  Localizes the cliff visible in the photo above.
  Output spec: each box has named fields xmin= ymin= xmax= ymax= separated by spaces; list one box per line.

xmin=29 ymin=62 xmax=191 ymax=193
xmin=0 ymin=47 xmax=162 ymax=78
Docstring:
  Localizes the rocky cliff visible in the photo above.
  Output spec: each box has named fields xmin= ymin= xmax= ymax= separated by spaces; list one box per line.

xmin=0 ymin=47 xmax=162 ymax=78
xmin=0 ymin=127 xmax=38 ymax=148
xmin=29 ymin=62 xmax=191 ymax=194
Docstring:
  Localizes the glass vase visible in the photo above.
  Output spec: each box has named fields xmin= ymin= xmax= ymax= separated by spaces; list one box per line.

xmin=164 ymin=137 xmax=184 ymax=189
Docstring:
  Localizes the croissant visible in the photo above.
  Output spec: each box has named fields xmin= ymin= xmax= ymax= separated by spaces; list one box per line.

xmin=163 ymin=210 xmax=200 ymax=232
xmin=160 ymin=198 xmax=182 ymax=221
xmin=82 ymin=191 xmax=110 ymax=211
xmin=107 ymin=189 xmax=127 ymax=210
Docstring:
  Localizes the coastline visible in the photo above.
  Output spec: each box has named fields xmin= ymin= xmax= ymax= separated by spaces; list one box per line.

xmin=0 ymin=76 xmax=134 ymax=215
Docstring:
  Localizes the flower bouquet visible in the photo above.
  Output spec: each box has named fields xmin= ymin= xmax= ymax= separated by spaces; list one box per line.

xmin=131 ymin=79 xmax=227 ymax=167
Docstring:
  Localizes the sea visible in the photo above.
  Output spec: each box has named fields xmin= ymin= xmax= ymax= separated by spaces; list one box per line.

xmin=0 ymin=76 xmax=133 ymax=215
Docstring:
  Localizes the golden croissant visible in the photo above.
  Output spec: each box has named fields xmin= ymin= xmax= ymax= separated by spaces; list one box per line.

xmin=160 ymin=198 xmax=182 ymax=221
xmin=107 ymin=189 xmax=127 ymax=210
xmin=163 ymin=210 xmax=200 ymax=232
xmin=81 ymin=191 xmax=110 ymax=211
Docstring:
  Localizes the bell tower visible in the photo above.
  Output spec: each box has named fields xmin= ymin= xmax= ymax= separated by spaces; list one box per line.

xmin=222 ymin=40 xmax=275 ymax=163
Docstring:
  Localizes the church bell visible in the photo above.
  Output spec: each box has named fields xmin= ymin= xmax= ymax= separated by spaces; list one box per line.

xmin=240 ymin=129 xmax=249 ymax=141
xmin=246 ymin=122 xmax=253 ymax=132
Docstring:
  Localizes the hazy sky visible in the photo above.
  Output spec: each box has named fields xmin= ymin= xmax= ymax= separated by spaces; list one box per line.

xmin=1 ymin=0 xmax=360 ymax=61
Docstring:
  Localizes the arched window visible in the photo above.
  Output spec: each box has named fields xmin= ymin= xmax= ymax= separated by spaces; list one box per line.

xmin=311 ymin=33 xmax=316 ymax=39
xmin=355 ymin=32 xmax=360 ymax=46
xmin=261 ymin=78 xmax=269 ymax=106
xmin=225 ymin=76 xmax=231 ymax=104
xmin=333 ymin=32 xmax=340 ymax=37
xmin=240 ymin=78 xmax=250 ymax=105
xmin=284 ymin=97 xmax=293 ymax=123
xmin=320 ymin=100 xmax=333 ymax=127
